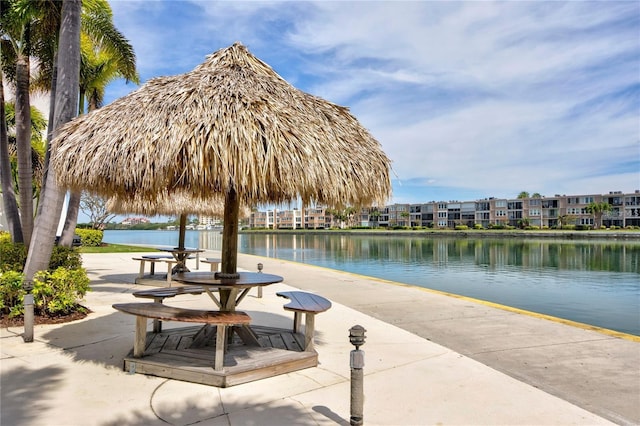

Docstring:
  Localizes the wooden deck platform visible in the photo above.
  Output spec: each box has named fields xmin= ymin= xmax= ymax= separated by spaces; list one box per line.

xmin=122 ymin=325 xmax=318 ymax=387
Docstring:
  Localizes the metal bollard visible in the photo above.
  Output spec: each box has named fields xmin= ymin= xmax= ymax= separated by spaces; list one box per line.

xmin=23 ymin=280 xmax=34 ymax=343
xmin=256 ymin=263 xmax=263 ymax=298
xmin=349 ymin=325 xmax=367 ymax=425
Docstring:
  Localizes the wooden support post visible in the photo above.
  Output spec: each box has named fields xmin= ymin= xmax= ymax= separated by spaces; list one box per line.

xmin=134 ymin=316 xmax=147 ymax=357
xmin=138 ymin=260 xmax=145 ymax=279
xmin=221 ymin=187 xmax=239 ymax=276
xmin=214 ymin=325 xmax=226 ymax=370
xmin=293 ymin=312 xmax=302 ymax=334
xmin=304 ymin=313 xmax=315 ymax=352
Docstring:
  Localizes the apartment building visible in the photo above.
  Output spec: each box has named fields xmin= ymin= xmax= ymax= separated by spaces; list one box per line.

xmin=247 ymin=190 xmax=640 ymax=229
xmin=198 ymin=216 xmax=222 ymax=227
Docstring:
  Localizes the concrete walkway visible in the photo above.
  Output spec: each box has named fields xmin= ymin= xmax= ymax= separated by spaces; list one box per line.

xmin=1 ymin=251 xmax=636 ymax=425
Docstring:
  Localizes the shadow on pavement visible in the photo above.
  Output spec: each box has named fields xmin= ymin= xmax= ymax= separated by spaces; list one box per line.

xmin=41 ymin=312 xmax=133 ymax=369
xmin=1 ymin=365 xmax=65 ymax=425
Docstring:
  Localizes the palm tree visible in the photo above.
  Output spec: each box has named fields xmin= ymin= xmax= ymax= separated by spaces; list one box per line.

xmin=517 ymin=191 xmax=530 ymax=199
xmin=368 ymin=208 xmax=380 ymax=228
xmin=0 ymin=70 xmax=22 ymax=240
xmin=4 ymin=101 xmax=47 ymax=201
xmin=22 ymin=0 xmax=82 ymax=342
xmin=400 ymin=211 xmax=410 ymax=227
xmin=1 ymin=0 xmax=62 ymax=245
xmin=585 ymin=202 xmax=612 ymax=229
xmin=1 ymin=0 xmax=36 ymax=245
xmin=59 ymin=4 xmax=138 ymax=246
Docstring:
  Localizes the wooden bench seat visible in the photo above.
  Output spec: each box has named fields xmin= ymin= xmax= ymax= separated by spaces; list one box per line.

xmin=113 ymin=302 xmax=251 ymax=370
xmin=276 ymin=291 xmax=332 ymax=351
xmin=132 ymin=286 xmax=205 ymax=332
xmin=132 ymin=257 xmax=177 ymax=285
xmin=201 ymin=258 xmax=221 ymax=272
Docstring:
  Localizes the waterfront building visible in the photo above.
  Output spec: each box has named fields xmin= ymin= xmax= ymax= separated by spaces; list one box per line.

xmin=247 ymin=190 xmax=640 ymax=229
xmin=198 ymin=216 xmax=222 ymax=228
xmin=121 ymin=217 xmax=150 ymax=225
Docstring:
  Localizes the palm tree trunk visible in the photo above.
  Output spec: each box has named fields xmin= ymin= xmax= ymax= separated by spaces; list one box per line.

xmin=59 ymin=190 xmax=81 ymax=246
xmin=38 ymin=49 xmax=58 ymax=199
xmin=0 ymin=70 xmax=24 ymax=242
xmin=60 ymin=90 xmax=89 ymax=246
xmin=23 ymin=0 xmax=82 ymax=342
xmin=15 ymin=54 xmax=33 ymax=246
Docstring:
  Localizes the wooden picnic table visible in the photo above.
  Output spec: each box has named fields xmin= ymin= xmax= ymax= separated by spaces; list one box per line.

xmin=158 ymin=247 xmax=204 ymax=273
xmin=173 ymin=271 xmax=283 ymax=346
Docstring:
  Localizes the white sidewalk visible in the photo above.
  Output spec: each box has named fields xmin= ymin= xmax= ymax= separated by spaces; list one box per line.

xmin=1 ymin=252 xmax=614 ymax=425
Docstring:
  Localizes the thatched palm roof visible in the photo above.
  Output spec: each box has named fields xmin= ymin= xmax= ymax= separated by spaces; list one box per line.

xmin=51 ymin=42 xmax=391 ymax=208
xmin=51 ymin=42 xmax=392 ymax=274
xmin=106 ymin=191 xmax=250 ymax=218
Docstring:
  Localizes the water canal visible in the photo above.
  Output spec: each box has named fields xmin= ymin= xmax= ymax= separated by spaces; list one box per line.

xmin=103 ymin=230 xmax=640 ymax=336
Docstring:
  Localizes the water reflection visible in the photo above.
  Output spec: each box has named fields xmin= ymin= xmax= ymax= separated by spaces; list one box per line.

xmin=239 ymin=234 xmax=640 ymax=335
xmin=241 ymin=234 xmax=639 ymax=274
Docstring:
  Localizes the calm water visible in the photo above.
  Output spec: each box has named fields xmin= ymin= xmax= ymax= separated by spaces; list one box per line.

xmin=103 ymin=230 xmax=640 ymax=335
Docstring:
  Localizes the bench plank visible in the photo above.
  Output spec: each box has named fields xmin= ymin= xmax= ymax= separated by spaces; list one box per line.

xmin=276 ymin=291 xmax=331 ymax=352
xmin=201 ymin=258 xmax=221 ymax=272
xmin=133 ymin=286 xmax=204 ymax=300
xmin=132 ymin=286 xmax=205 ymax=332
xmin=277 ymin=291 xmax=331 ymax=313
xmin=113 ymin=303 xmax=251 ymax=370
xmin=132 ymin=257 xmax=177 ymax=284
xmin=113 ymin=303 xmax=250 ymax=325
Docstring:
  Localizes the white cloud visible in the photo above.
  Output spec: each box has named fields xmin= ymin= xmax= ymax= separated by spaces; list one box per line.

xmin=104 ymin=0 xmax=639 ymax=204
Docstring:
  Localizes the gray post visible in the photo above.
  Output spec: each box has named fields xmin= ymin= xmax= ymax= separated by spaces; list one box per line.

xmin=349 ymin=325 xmax=367 ymax=425
xmin=256 ymin=263 xmax=263 ymax=298
xmin=23 ymin=280 xmax=34 ymax=342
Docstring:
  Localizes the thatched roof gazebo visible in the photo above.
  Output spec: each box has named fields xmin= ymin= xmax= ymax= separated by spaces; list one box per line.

xmin=52 ymin=42 xmax=391 ymax=276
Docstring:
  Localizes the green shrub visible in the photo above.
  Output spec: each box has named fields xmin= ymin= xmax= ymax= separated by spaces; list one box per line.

xmin=0 ymin=239 xmax=27 ymax=272
xmin=1 ymin=268 xmax=90 ymax=317
xmin=76 ymin=229 xmax=103 ymax=247
xmin=33 ymin=268 xmax=90 ymax=315
xmin=0 ymin=271 xmax=25 ymax=317
xmin=455 ymin=225 xmax=469 ymax=230
xmin=0 ymin=237 xmax=82 ymax=273
xmin=473 ymin=224 xmax=484 ymax=229
xmin=49 ymin=245 xmax=82 ymax=270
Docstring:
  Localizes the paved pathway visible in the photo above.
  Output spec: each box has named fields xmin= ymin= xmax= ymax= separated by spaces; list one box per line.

xmin=0 ymin=252 xmax=636 ymax=425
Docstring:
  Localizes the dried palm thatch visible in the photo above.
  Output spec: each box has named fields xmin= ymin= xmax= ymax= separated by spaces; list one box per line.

xmin=50 ymin=42 xmax=392 ymax=274
xmin=106 ymin=191 xmax=250 ymax=219
xmin=51 ymin=42 xmax=391 ymax=206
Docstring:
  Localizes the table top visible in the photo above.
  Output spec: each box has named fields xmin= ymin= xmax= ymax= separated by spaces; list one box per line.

xmin=173 ymin=271 xmax=283 ymax=288
xmin=158 ymin=247 xmax=204 ymax=254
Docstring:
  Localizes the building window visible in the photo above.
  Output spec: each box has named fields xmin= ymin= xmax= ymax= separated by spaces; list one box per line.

xmin=495 ymin=201 xmax=506 ymax=208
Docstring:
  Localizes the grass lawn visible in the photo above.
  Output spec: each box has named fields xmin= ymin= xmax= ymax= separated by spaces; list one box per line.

xmin=79 ymin=244 xmax=160 ymax=254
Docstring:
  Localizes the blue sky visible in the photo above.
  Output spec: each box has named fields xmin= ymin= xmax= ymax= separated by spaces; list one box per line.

xmin=104 ymin=0 xmax=639 ymax=208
